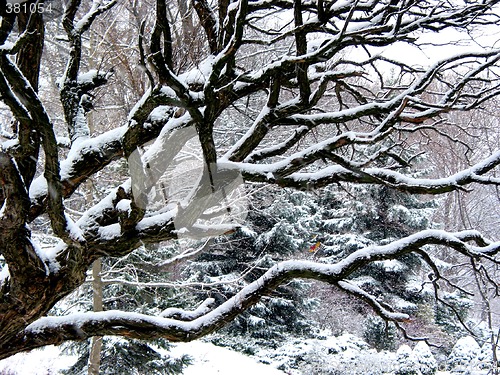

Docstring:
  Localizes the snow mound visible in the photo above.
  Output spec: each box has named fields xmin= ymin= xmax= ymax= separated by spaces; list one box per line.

xmin=170 ymin=341 xmax=286 ymax=375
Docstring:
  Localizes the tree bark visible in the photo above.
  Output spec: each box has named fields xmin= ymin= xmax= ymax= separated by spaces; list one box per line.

xmin=88 ymin=259 xmax=103 ymax=375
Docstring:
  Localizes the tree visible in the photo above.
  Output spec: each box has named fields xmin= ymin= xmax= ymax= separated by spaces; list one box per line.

xmin=413 ymin=341 xmax=437 ymax=375
xmin=447 ymin=336 xmax=481 ymax=373
xmin=0 ymin=0 xmax=499 ymax=361
xmin=395 ymin=344 xmax=419 ymax=375
xmin=183 ymin=189 xmax=320 ymax=353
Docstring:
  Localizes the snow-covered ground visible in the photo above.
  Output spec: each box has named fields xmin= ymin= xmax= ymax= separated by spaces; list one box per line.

xmin=0 ymin=336 xmax=494 ymax=375
xmin=0 ymin=341 xmax=286 ymax=375
xmin=169 ymin=341 xmax=286 ymax=375
xmin=0 ymin=345 xmax=76 ymax=374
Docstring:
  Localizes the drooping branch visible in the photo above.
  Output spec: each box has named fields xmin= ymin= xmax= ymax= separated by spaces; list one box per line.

xmin=1 ymin=229 xmax=497 ymax=359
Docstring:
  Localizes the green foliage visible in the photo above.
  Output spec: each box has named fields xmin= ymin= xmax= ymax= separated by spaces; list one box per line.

xmin=413 ymin=342 xmax=437 ymax=375
xmin=62 ymin=338 xmax=191 ymax=375
xmin=183 ymin=189 xmax=321 ymax=350
xmin=363 ymin=316 xmax=398 ymax=351
xmin=447 ymin=336 xmax=481 ymax=373
xmin=56 ymin=243 xmax=190 ymax=374
xmin=434 ymin=292 xmax=473 ymax=336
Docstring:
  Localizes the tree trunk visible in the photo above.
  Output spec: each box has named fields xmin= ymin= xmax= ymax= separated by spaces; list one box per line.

xmin=88 ymin=259 xmax=103 ymax=375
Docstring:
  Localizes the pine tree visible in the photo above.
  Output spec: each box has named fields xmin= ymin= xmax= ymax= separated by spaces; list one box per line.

xmin=363 ymin=316 xmax=398 ymax=352
xmin=62 ymin=337 xmax=191 ymax=375
xmin=319 ymin=182 xmax=435 ymax=312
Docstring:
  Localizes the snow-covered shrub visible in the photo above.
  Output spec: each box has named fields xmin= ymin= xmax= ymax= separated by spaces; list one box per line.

xmin=447 ymin=336 xmax=481 ymax=373
xmin=395 ymin=344 xmax=420 ymax=375
xmin=256 ymin=333 xmax=396 ymax=375
xmin=476 ymin=340 xmax=499 ymax=371
xmin=332 ymin=350 xmax=396 ymax=375
xmin=413 ymin=341 xmax=437 ymax=375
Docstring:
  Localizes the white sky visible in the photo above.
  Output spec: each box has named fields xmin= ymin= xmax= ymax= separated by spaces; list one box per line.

xmin=359 ymin=27 xmax=500 ymax=67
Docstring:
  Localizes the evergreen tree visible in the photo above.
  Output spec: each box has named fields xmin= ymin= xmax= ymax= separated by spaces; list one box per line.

xmin=63 ymin=338 xmax=191 ymax=375
xmin=56 ymin=242 xmax=192 ymax=374
xmin=413 ymin=341 xmax=437 ymax=375
xmin=181 ymin=188 xmax=320 ymax=353
xmin=447 ymin=336 xmax=481 ymax=373
xmin=318 ymin=182 xmax=435 ymax=315
xmin=363 ymin=316 xmax=398 ymax=352
xmin=396 ymin=344 xmax=420 ymax=375
xmin=312 ymin=146 xmax=474 ymax=348
xmin=434 ymin=292 xmax=473 ymax=337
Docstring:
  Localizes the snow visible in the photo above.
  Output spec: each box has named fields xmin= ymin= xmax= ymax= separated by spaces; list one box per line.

xmin=0 ymin=201 xmax=6 ymax=219
xmin=76 ymin=184 xmax=121 ymax=232
xmin=136 ymin=210 xmax=177 ymax=232
xmin=0 ymin=331 xmax=493 ymax=375
xmin=29 ymin=126 xmax=127 ymax=201
xmin=65 ymin=213 xmax=85 ymax=242
xmin=448 ymin=336 xmax=482 ymax=371
xmin=0 ymin=264 xmax=9 ymax=286
xmin=0 ymin=41 xmax=15 ymax=51
xmin=396 ymin=344 xmax=417 ymax=373
xmin=116 ymin=199 xmax=132 ymax=214
xmin=149 ymin=105 xmax=172 ymax=122
xmin=61 ymin=126 xmax=127 ymax=180
xmin=307 ymin=37 xmax=332 ymax=53
xmin=31 ymin=238 xmax=61 ymax=275
xmin=77 ymin=69 xmax=98 ymax=84
xmin=28 ymin=175 xmax=48 ymax=199
xmin=97 ymin=223 xmax=122 ymax=241
xmin=178 ymin=56 xmax=215 ymax=86
xmin=169 ymin=341 xmax=286 ymax=375
xmin=0 ymin=345 xmax=76 ymax=375
xmin=223 ymin=105 xmax=271 ymax=159
xmin=0 ymin=341 xmax=286 ymax=375
xmin=75 ymin=2 xmax=105 ymax=33
xmin=161 ymin=298 xmax=216 ymax=319
xmin=0 ymin=139 xmax=19 ymax=151
xmin=375 ymin=259 xmax=405 ymax=272
xmin=413 ymin=341 xmax=438 ymax=375
xmin=128 ymin=87 xmax=152 ymax=120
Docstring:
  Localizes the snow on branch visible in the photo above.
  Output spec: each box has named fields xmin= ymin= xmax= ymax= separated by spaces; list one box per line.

xmin=227 ymin=149 xmax=500 ymax=194
xmin=160 ymin=298 xmax=216 ymax=320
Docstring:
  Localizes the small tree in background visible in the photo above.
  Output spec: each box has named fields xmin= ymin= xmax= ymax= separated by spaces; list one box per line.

xmin=413 ymin=341 xmax=437 ymax=375
xmin=396 ymin=344 xmax=419 ymax=375
xmin=448 ymin=336 xmax=481 ymax=373
xmin=363 ymin=316 xmax=398 ymax=352
xmin=181 ymin=188 xmax=320 ymax=353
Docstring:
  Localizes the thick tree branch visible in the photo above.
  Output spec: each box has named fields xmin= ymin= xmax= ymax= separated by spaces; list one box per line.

xmin=227 ymin=149 xmax=500 ymax=194
xmin=1 ymin=230 xmax=498 ymax=359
